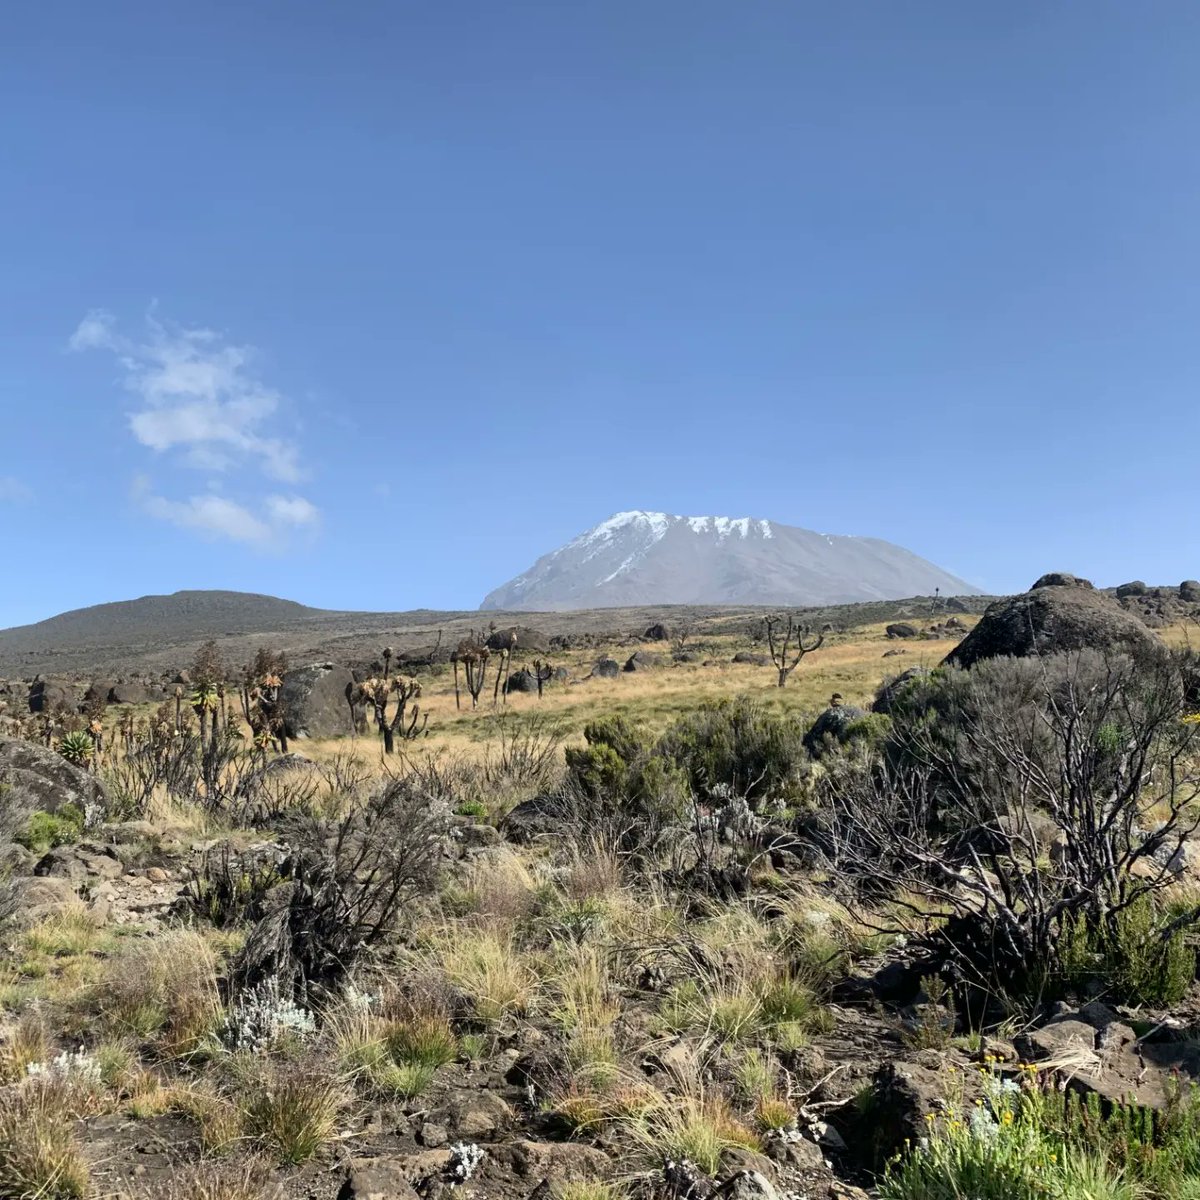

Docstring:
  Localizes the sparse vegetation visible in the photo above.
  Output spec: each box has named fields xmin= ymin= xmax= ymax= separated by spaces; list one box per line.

xmin=5 ymin=595 xmax=1200 ymax=1200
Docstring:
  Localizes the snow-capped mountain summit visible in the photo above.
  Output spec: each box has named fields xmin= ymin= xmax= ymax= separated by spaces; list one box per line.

xmin=480 ymin=511 xmax=979 ymax=611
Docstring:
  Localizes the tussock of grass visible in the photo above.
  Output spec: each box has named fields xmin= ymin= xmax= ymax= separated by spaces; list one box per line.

xmin=434 ymin=928 xmax=542 ymax=1024
xmin=632 ymin=1084 xmax=762 ymax=1176
xmin=156 ymin=1161 xmax=272 ymax=1200
xmin=170 ymin=1083 xmax=244 ymax=1154
xmin=22 ymin=906 xmax=104 ymax=959
xmin=242 ymin=1066 xmax=349 ymax=1164
xmin=0 ymin=1009 xmax=50 ymax=1082
xmin=98 ymin=930 xmax=222 ymax=1055
xmin=0 ymin=1080 xmax=90 ymax=1199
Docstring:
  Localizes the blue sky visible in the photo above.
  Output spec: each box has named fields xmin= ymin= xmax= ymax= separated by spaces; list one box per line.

xmin=2 ymin=2 xmax=1198 ymax=627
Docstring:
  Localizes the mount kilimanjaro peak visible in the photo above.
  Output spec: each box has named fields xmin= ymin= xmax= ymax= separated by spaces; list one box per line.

xmin=480 ymin=510 xmax=979 ymax=611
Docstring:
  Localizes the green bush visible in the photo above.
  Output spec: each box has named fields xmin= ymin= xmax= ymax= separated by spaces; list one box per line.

xmin=656 ymin=697 xmax=809 ymax=805
xmin=564 ymin=717 xmax=688 ymax=847
xmin=883 ymin=1062 xmax=1200 ymax=1200
xmin=1059 ymin=898 xmax=1195 ymax=1006
xmin=18 ymin=805 xmax=85 ymax=853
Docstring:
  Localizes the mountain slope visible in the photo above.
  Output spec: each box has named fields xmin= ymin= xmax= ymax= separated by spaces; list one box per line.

xmin=481 ymin=512 xmax=979 ymax=611
xmin=0 ymin=591 xmax=336 ymax=655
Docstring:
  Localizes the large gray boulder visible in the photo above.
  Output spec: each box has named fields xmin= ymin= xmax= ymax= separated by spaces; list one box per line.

xmin=109 ymin=679 xmax=156 ymax=705
xmin=485 ymin=625 xmax=550 ymax=654
xmin=279 ymin=663 xmax=356 ymax=739
xmin=0 ymin=737 xmax=108 ymax=817
xmin=27 ymin=678 xmax=75 ymax=714
xmin=944 ymin=575 xmax=1160 ymax=669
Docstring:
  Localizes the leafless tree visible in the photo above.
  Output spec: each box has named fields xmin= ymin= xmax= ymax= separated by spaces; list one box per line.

xmin=764 ymin=613 xmax=825 ymax=687
xmin=673 ymin=620 xmax=696 ymax=657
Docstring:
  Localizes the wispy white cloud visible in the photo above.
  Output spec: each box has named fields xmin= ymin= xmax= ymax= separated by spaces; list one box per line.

xmin=0 ymin=477 xmax=32 ymax=503
xmin=70 ymin=309 xmax=305 ymax=483
xmin=77 ymin=310 xmax=322 ymax=550
xmin=132 ymin=483 xmax=320 ymax=549
xmin=141 ymin=493 xmax=274 ymax=545
xmin=266 ymin=494 xmax=320 ymax=527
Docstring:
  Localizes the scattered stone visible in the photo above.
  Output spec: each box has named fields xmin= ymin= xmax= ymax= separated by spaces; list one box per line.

xmin=419 ymin=1121 xmax=449 ymax=1148
xmin=1115 ymin=581 xmax=1148 ymax=598
xmin=505 ymin=669 xmax=539 ymax=694
xmin=340 ymin=1159 xmax=421 ymax=1200
xmin=886 ymin=623 xmax=918 ymax=639
xmin=719 ymin=1170 xmax=781 ymax=1200
xmin=500 ymin=1140 xmax=610 ymax=1182
xmin=451 ymin=1091 xmax=511 ymax=1140
xmin=624 ymin=651 xmax=660 ymax=672
xmin=590 ymin=659 xmax=621 ymax=679
xmin=501 ymin=795 xmax=563 ymax=844
xmin=802 ymin=704 xmax=865 ymax=757
xmin=11 ymin=876 xmax=79 ymax=923
xmin=34 ymin=843 xmax=123 ymax=882
xmin=732 ymin=652 xmax=769 ymax=666
xmin=27 ymin=678 xmax=74 ymax=714
xmin=485 ymin=626 xmax=549 ymax=654
xmin=871 ymin=667 xmax=931 ymax=715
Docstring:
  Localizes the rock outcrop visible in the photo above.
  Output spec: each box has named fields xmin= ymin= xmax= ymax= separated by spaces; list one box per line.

xmin=945 ymin=575 xmax=1160 ymax=669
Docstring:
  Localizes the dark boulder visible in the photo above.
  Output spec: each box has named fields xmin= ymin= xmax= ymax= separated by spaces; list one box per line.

xmin=944 ymin=577 xmax=1160 ymax=670
xmin=502 ymin=794 xmax=566 ymax=844
xmin=886 ymin=623 xmax=918 ymax=640
xmin=109 ymin=680 xmax=156 ymax=705
xmin=485 ymin=626 xmax=549 ymax=654
xmin=27 ymin=678 xmax=74 ymax=714
xmin=624 ymin=651 xmax=660 ymax=672
xmin=1032 ymin=571 xmax=1093 ymax=590
xmin=0 ymin=737 xmax=108 ymax=816
xmin=643 ymin=623 xmax=671 ymax=641
xmin=83 ymin=679 xmax=116 ymax=707
xmin=1182 ymin=580 xmax=1200 ymax=603
xmin=591 ymin=659 xmax=621 ymax=679
xmin=1115 ymin=580 xmax=1148 ymax=599
xmin=396 ymin=643 xmax=453 ymax=669
xmin=396 ymin=643 xmax=451 ymax=672
xmin=505 ymin=668 xmax=539 ymax=694
xmin=802 ymin=704 xmax=865 ymax=756
xmin=872 ymin=667 xmax=932 ymax=715
xmin=280 ymin=663 xmax=357 ymax=739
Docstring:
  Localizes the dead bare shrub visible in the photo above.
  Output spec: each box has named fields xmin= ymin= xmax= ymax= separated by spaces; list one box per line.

xmin=230 ymin=777 xmax=451 ymax=1007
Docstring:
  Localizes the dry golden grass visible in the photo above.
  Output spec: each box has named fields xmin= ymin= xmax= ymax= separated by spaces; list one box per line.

xmin=283 ymin=621 xmax=973 ymax=769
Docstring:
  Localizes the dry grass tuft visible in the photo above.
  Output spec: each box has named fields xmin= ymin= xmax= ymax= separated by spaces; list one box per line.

xmin=241 ymin=1065 xmax=350 ymax=1164
xmin=0 ymin=1079 xmax=91 ymax=1199
xmin=99 ymin=930 xmax=222 ymax=1055
xmin=0 ymin=1009 xmax=51 ymax=1083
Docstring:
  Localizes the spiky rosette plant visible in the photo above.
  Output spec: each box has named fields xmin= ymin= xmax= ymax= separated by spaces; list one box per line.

xmin=57 ymin=730 xmax=95 ymax=767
